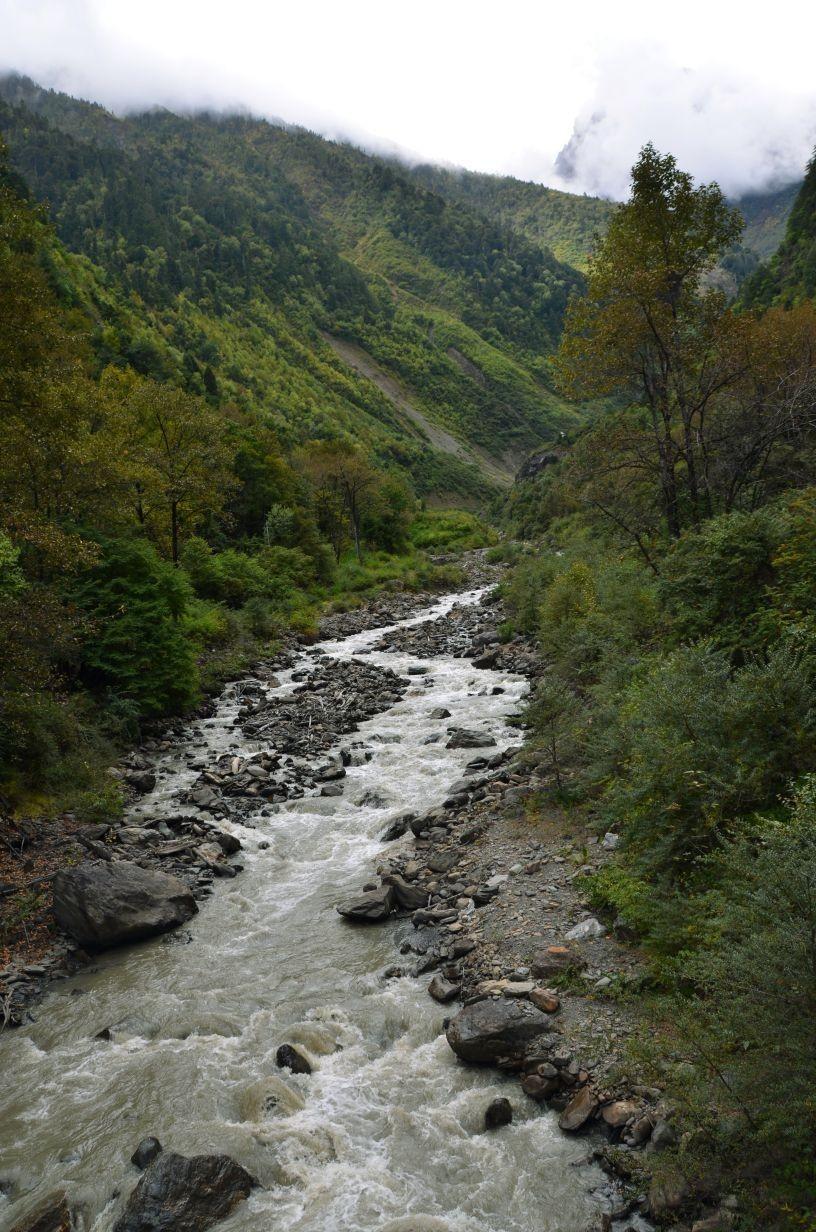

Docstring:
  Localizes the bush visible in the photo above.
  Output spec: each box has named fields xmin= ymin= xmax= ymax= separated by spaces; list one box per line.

xmin=74 ymin=537 xmax=198 ymax=718
xmin=409 ymin=509 xmax=496 ymax=552
xmin=596 ymin=635 xmax=816 ymax=882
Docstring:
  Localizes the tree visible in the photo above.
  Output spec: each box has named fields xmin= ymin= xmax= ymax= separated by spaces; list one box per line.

xmin=105 ymin=370 xmax=236 ymax=563
xmin=300 ymin=441 xmax=379 ymax=562
xmin=555 ymin=145 xmax=744 ymax=538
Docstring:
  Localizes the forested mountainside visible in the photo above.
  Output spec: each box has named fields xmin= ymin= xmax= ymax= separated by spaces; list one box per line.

xmin=0 ymin=74 xmax=587 ymax=495
xmin=411 ymin=161 xmax=799 ymax=277
xmin=496 ymin=145 xmax=816 ymax=1225
xmin=741 ymin=153 xmax=816 ymax=306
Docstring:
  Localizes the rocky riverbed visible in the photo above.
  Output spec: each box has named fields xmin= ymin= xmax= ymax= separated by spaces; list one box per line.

xmin=0 ymin=558 xmax=723 ymax=1232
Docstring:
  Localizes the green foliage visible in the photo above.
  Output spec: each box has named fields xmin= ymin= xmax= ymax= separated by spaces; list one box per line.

xmin=409 ymin=509 xmax=496 ymax=552
xmin=742 ymin=150 xmax=816 ymax=308
xmin=74 ymin=538 xmax=198 ymax=718
xmin=597 ymin=637 xmax=816 ymax=881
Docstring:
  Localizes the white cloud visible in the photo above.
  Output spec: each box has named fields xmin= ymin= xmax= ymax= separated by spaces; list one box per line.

xmin=1 ymin=0 xmax=815 ymax=199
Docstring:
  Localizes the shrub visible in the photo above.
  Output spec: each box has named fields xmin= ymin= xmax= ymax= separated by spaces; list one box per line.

xmin=74 ymin=537 xmax=198 ymax=718
xmin=597 ymin=635 xmax=816 ymax=882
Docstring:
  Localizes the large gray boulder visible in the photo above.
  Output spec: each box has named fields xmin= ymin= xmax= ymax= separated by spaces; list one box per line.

xmin=113 ymin=1152 xmax=255 ymax=1232
xmin=335 ymin=885 xmax=395 ymax=922
xmin=52 ymin=861 xmax=197 ymax=950
xmin=445 ymin=998 xmax=553 ymax=1064
xmin=445 ymin=730 xmax=497 ymax=750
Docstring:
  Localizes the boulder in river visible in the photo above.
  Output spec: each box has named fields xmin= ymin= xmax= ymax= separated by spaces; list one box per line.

xmin=428 ymin=974 xmax=460 ymax=1003
xmin=484 ymin=1097 xmax=513 ymax=1130
xmin=445 ymin=730 xmax=497 ymax=750
xmin=52 ymin=861 xmax=197 ymax=951
xmin=383 ymin=874 xmax=428 ymax=911
xmin=445 ymin=998 xmax=553 ymax=1065
xmin=336 ymin=885 xmax=395 ymax=922
xmin=112 ymin=1151 xmax=255 ymax=1232
xmin=131 ymin=1137 xmax=163 ymax=1170
xmin=276 ymin=1043 xmax=312 ymax=1074
xmin=10 ymin=1193 xmax=72 ymax=1232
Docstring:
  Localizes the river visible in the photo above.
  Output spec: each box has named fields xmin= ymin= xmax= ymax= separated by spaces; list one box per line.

xmin=0 ymin=588 xmax=605 ymax=1232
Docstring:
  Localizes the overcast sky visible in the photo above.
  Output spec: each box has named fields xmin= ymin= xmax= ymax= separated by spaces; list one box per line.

xmin=2 ymin=0 xmax=816 ymax=199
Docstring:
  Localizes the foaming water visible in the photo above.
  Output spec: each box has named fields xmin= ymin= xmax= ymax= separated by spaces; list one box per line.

xmin=0 ymin=590 xmax=603 ymax=1232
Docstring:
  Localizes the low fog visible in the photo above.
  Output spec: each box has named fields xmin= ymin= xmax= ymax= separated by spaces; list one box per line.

xmin=1 ymin=0 xmax=815 ymax=200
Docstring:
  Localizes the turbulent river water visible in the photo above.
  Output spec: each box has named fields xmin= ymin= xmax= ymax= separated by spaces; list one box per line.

xmin=0 ymin=589 xmax=605 ymax=1232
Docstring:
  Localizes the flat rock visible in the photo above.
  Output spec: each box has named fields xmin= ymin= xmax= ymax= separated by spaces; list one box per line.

xmin=52 ymin=861 xmax=197 ymax=951
xmin=336 ymin=885 xmax=395 ymax=922
xmin=445 ymin=998 xmax=553 ymax=1065
xmin=428 ymin=974 xmax=461 ymax=1003
xmin=445 ymin=730 xmax=497 ymax=750
xmin=530 ymin=945 xmax=586 ymax=979
xmin=558 ymin=1086 xmax=599 ymax=1132
xmin=112 ymin=1151 xmax=255 ymax=1232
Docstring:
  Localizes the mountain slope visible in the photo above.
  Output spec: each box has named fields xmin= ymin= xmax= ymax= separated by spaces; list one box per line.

xmin=0 ymin=75 xmax=585 ymax=499
xmin=740 ymin=154 xmax=816 ymax=307
xmin=412 ymin=162 xmax=800 ymax=281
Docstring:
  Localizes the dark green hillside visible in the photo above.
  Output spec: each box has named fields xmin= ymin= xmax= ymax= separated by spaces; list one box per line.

xmin=410 ymin=163 xmax=614 ymax=270
xmin=0 ymin=75 xmax=584 ymax=492
xmin=741 ymin=154 xmax=816 ymax=307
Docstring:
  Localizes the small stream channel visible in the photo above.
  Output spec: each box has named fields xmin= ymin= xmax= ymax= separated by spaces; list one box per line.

xmin=0 ymin=589 xmax=606 ymax=1232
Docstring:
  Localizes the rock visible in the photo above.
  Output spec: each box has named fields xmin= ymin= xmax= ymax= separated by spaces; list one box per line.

xmin=445 ymin=998 xmax=553 ymax=1065
xmin=565 ymin=917 xmax=607 ymax=941
xmin=428 ymin=974 xmax=461 ymax=1003
xmin=112 ymin=1151 xmax=255 ymax=1232
xmin=320 ymin=783 xmax=344 ymax=797
xmin=601 ymin=1100 xmax=639 ymax=1128
xmin=529 ymin=988 xmax=560 ymax=1013
xmin=276 ymin=1044 xmax=311 ymax=1075
xmin=601 ymin=831 xmax=620 ymax=850
xmin=380 ymin=814 xmax=413 ymax=842
xmin=484 ymin=1097 xmax=513 ymax=1129
xmin=530 ymin=945 xmax=586 ymax=979
xmin=445 ymin=730 xmax=497 ymax=750
xmin=502 ymin=981 xmax=534 ymax=997
xmin=383 ymin=874 xmax=427 ymax=911
xmin=52 ymin=861 xmax=197 ymax=951
xmin=430 ymin=707 xmax=451 ymax=719
xmin=213 ymin=831 xmax=241 ymax=855
xmin=10 ymin=1193 xmax=72 ymax=1232
xmin=131 ymin=1137 xmax=163 ymax=1170
xmin=558 ymin=1086 xmax=599 ymax=1132
xmin=126 ymin=770 xmax=157 ymax=794
xmin=336 ymin=886 xmax=395 ymax=922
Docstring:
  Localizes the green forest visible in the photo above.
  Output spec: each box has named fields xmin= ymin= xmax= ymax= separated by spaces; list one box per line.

xmin=500 ymin=143 xmax=816 ymax=1226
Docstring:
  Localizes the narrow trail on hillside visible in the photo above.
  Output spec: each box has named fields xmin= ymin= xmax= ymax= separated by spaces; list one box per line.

xmin=0 ymin=589 xmax=605 ymax=1232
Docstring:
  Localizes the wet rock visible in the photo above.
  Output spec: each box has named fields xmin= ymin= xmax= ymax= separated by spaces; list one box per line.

xmin=430 ymin=707 xmax=451 ymax=719
xmin=336 ymin=886 xmax=395 ymax=922
xmin=276 ymin=1044 xmax=312 ymax=1075
xmin=112 ymin=1151 xmax=255 ymax=1232
xmin=472 ymin=648 xmax=499 ymax=669
xmin=52 ymin=861 xmax=197 ymax=951
xmin=446 ymin=730 xmax=497 ymax=750
xmin=558 ymin=1086 xmax=599 ymax=1132
xmin=384 ymin=875 xmax=428 ymax=912
xmin=131 ymin=1137 xmax=163 ymax=1170
xmin=445 ymin=998 xmax=553 ymax=1065
xmin=484 ymin=1097 xmax=513 ymax=1130
xmin=126 ymin=770 xmax=157 ymax=794
xmin=428 ymin=974 xmax=461 ymax=1003
xmin=380 ymin=814 xmax=413 ymax=842
xmin=9 ymin=1193 xmax=72 ymax=1232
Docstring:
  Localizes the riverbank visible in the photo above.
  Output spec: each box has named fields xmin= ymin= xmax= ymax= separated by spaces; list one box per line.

xmin=0 ymin=554 xmax=499 ymax=1028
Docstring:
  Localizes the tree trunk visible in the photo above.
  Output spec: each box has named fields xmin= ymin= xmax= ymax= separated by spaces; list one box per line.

xmin=171 ymin=500 xmax=179 ymax=564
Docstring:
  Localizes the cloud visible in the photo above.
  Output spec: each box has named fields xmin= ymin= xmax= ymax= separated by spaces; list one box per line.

xmin=550 ymin=47 xmax=816 ymax=200
xmin=0 ymin=2 xmax=815 ymax=202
